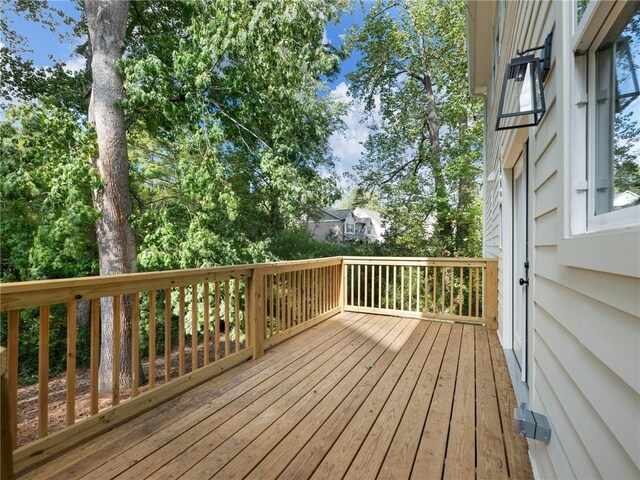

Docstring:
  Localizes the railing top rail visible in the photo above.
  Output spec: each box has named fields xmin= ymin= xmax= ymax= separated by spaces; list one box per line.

xmin=0 ymin=257 xmax=344 ymax=312
xmin=255 ymin=256 xmax=342 ymax=275
xmin=342 ymin=256 xmax=496 ymax=267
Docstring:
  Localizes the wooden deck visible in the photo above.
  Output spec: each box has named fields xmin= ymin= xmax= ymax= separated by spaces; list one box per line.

xmin=19 ymin=312 xmax=532 ymax=480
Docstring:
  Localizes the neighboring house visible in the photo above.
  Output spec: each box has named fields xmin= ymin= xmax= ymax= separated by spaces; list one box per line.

xmin=307 ymin=208 xmax=385 ymax=243
xmin=614 ymin=190 xmax=640 ymax=209
xmin=468 ymin=1 xmax=640 ymax=479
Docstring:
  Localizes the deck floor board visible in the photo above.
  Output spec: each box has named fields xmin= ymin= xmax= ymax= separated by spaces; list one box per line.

xmin=20 ymin=313 xmax=532 ymax=480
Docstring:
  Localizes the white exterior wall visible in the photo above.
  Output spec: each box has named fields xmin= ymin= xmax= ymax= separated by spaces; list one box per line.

xmin=480 ymin=1 xmax=640 ymax=479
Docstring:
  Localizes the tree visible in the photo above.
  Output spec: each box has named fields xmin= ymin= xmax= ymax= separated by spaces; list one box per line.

xmin=85 ymin=0 xmax=137 ymax=392
xmin=346 ymin=0 xmax=483 ymax=257
xmin=122 ymin=0 xmax=347 ymax=268
xmin=1 ymin=0 xmax=348 ymax=385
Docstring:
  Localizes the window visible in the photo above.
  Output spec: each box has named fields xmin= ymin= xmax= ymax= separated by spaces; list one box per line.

xmin=346 ymin=222 xmax=354 ymax=234
xmin=593 ymin=7 xmax=640 ymax=216
xmin=572 ymin=1 xmax=640 ymax=233
xmin=367 ymin=225 xmax=372 ymax=234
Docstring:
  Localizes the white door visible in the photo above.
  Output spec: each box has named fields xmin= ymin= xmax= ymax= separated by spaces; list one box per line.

xmin=512 ymin=149 xmax=529 ymax=383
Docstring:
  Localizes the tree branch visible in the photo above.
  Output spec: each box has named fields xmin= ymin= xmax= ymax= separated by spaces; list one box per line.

xmin=380 ymin=157 xmax=418 ymax=185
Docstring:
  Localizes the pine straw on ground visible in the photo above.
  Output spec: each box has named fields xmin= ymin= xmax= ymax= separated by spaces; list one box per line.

xmin=17 ymin=336 xmax=241 ymax=447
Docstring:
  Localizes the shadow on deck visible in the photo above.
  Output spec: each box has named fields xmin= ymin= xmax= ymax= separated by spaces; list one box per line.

xmin=20 ymin=312 xmax=532 ymax=480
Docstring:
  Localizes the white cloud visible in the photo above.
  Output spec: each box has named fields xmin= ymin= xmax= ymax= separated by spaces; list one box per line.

xmin=329 ymin=82 xmax=374 ymax=190
xmin=322 ymin=27 xmax=330 ymax=45
xmin=63 ymin=56 xmax=86 ymax=73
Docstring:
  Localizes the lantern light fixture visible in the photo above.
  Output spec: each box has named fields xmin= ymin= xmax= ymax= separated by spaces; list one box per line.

xmin=496 ymin=33 xmax=553 ymax=131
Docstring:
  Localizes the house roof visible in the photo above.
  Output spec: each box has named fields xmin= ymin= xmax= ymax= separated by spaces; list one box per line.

xmin=613 ymin=190 xmax=640 ymax=209
xmin=320 ymin=208 xmax=352 ymax=221
xmin=466 ymin=0 xmax=496 ymax=96
xmin=354 ymin=207 xmax=386 ymax=237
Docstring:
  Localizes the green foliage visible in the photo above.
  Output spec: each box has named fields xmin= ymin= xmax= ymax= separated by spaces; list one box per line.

xmin=270 ymin=227 xmax=380 ymax=260
xmin=1 ymin=0 xmax=351 ymax=382
xmin=337 ymin=187 xmax=382 ymax=211
xmin=0 ymin=0 xmax=486 ymax=385
xmin=346 ymin=0 xmax=484 ymax=258
xmin=0 ymin=103 xmax=99 ymax=282
xmin=120 ymin=0 xmax=348 ymax=268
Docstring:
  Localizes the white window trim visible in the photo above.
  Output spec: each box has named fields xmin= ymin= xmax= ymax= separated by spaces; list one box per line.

xmin=563 ymin=0 xmax=640 ymax=277
xmin=586 ymin=2 xmax=640 ymax=231
xmin=572 ymin=1 xmax=615 ymax=54
xmin=569 ymin=0 xmax=640 ymax=233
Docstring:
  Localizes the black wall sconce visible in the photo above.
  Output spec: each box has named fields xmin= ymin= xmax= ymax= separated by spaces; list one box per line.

xmin=496 ymin=33 xmax=553 ymax=131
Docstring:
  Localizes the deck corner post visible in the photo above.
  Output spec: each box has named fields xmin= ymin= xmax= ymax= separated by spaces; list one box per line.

xmin=0 ymin=346 xmax=14 ymax=479
xmin=249 ymin=269 xmax=265 ymax=360
xmin=484 ymin=259 xmax=498 ymax=330
xmin=339 ymin=257 xmax=346 ymax=313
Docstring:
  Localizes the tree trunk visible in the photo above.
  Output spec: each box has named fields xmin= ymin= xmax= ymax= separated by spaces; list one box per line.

xmin=85 ymin=0 xmax=137 ymax=394
xmin=418 ymin=35 xmax=452 ymax=256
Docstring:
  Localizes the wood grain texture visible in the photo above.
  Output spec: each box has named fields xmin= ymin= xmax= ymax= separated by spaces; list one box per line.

xmin=132 ymin=293 xmax=139 ymax=397
xmin=20 ymin=315 xmax=357 ymax=480
xmin=475 ymin=327 xmax=508 ymax=480
xmin=15 ymin=314 xmax=532 ymax=480
xmin=38 ymin=306 xmax=50 ymax=438
xmin=443 ymin=324 xmax=476 ymax=480
xmin=148 ymin=291 xmax=156 ymax=389
xmin=90 ymin=299 xmax=100 ymax=414
xmin=66 ymin=302 xmax=77 ymax=425
xmin=1 ymin=348 xmax=14 ymax=479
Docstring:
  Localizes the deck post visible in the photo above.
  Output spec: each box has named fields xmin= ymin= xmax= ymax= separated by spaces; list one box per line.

xmin=249 ymin=270 xmax=265 ymax=360
xmin=0 ymin=347 xmax=14 ymax=479
xmin=339 ymin=257 xmax=346 ymax=313
xmin=484 ymin=259 xmax=498 ymax=330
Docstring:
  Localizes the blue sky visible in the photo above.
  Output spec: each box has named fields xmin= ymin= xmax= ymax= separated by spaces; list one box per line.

xmin=2 ymin=1 xmax=373 ymax=191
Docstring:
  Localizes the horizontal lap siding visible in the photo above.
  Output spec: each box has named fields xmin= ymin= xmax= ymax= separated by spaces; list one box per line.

xmin=483 ymin=0 xmax=640 ymax=478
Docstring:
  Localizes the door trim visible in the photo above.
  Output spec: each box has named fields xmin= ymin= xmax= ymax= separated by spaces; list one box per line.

xmin=511 ymin=143 xmax=529 ymax=385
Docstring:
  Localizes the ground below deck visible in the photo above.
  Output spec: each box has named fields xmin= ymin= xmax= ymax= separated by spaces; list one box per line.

xmin=20 ymin=312 xmax=532 ymax=480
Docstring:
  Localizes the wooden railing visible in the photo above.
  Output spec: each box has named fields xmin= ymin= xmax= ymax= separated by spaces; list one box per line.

xmin=0 ymin=255 xmax=496 ymax=477
xmin=0 ymin=264 xmax=258 ymax=475
xmin=343 ymin=257 xmax=497 ymax=328
xmin=259 ymin=257 xmax=343 ymax=351
xmin=1 ymin=347 xmax=13 ymax=478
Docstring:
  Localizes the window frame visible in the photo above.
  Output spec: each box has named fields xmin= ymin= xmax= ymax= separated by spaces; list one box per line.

xmin=346 ymin=222 xmax=354 ymax=234
xmin=571 ymin=0 xmax=640 ymax=234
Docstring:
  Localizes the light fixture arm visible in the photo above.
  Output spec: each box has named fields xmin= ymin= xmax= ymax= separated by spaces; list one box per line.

xmin=516 ymin=45 xmax=545 ymax=56
xmin=516 ymin=32 xmax=553 ymax=78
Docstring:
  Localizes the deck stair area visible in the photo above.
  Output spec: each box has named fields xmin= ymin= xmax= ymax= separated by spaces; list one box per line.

xmin=0 ymin=256 xmax=532 ymax=479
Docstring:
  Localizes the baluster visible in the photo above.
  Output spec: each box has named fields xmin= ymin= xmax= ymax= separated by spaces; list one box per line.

xmin=401 ymin=266 xmax=405 ymax=311
xmin=192 ymin=284 xmax=198 ymax=370
xmin=132 ymin=292 xmax=140 ymax=396
xmin=149 ymin=291 xmax=157 ymax=388
xmin=164 ymin=289 xmax=171 ymax=382
xmin=203 ymin=283 xmax=210 ymax=365
xmin=7 ymin=310 xmax=18 ymax=448
xmin=214 ymin=282 xmax=221 ymax=361
xmin=38 ymin=305 xmax=50 ymax=437
xmin=441 ymin=267 xmax=446 ymax=313
xmin=178 ymin=287 xmax=185 ymax=376
xmin=225 ymin=280 xmax=231 ymax=357
xmin=90 ymin=299 xmax=100 ymax=413
xmin=67 ymin=301 xmax=77 ymax=423
xmin=112 ymin=296 xmax=120 ymax=406
xmin=475 ymin=267 xmax=480 ymax=318
xmin=235 ymin=279 xmax=240 ymax=352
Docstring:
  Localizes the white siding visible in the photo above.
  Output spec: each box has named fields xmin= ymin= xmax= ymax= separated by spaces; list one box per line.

xmin=480 ymin=1 xmax=640 ymax=478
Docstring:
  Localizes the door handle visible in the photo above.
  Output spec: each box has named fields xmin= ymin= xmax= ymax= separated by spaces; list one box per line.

xmin=519 ymin=278 xmax=529 ymax=286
